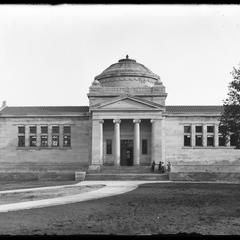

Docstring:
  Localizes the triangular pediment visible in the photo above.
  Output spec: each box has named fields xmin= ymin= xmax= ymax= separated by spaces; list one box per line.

xmin=91 ymin=95 xmax=164 ymax=111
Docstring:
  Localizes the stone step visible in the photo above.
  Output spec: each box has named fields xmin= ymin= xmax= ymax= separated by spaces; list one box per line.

xmin=85 ymin=173 xmax=169 ymax=181
xmin=97 ymin=166 xmax=155 ymax=174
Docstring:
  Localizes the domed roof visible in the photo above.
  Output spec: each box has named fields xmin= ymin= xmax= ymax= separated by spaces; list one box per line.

xmin=94 ymin=55 xmax=161 ymax=87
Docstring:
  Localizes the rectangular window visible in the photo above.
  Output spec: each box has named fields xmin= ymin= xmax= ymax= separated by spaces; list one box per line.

xmin=230 ymin=134 xmax=237 ymax=146
xmin=207 ymin=126 xmax=214 ymax=133
xmin=207 ymin=135 xmax=214 ymax=146
xmin=29 ymin=136 xmax=37 ymax=147
xmin=63 ymin=126 xmax=71 ymax=134
xmin=52 ymin=135 xmax=59 ymax=147
xmin=29 ymin=126 xmax=37 ymax=134
xmin=63 ymin=135 xmax=71 ymax=147
xmin=184 ymin=135 xmax=191 ymax=146
xmin=18 ymin=126 xmax=25 ymax=134
xmin=52 ymin=126 xmax=59 ymax=134
xmin=142 ymin=139 xmax=148 ymax=154
xmin=195 ymin=135 xmax=203 ymax=146
xmin=184 ymin=126 xmax=191 ymax=133
xmin=219 ymin=135 xmax=226 ymax=146
xmin=18 ymin=136 xmax=25 ymax=147
xmin=195 ymin=126 xmax=203 ymax=133
xmin=41 ymin=126 xmax=48 ymax=134
xmin=41 ymin=136 xmax=48 ymax=147
xmin=106 ymin=139 xmax=112 ymax=154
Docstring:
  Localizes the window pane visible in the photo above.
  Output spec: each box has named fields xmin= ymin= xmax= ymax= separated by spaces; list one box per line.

xmin=52 ymin=126 xmax=59 ymax=134
xmin=63 ymin=135 xmax=71 ymax=147
xmin=63 ymin=126 xmax=71 ymax=134
xmin=30 ymin=126 xmax=37 ymax=134
xmin=195 ymin=126 xmax=203 ymax=133
xmin=41 ymin=136 xmax=48 ymax=147
xmin=219 ymin=136 xmax=226 ymax=146
xmin=207 ymin=135 xmax=214 ymax=146
xmin=106 ymin=139 xmax=112 ymax=154
xmin=207 ymin=126 xmax=214 ymax=133
xmin=41 ymin=126 xmax=48 ymax=134
xmin=184 ymin=126 xmax=191 ymax=133
xmin=195 ymin=135 xmax=203 ymax=146
xmin=184 ymin=135 xmax=191 ymax=146
xmin=30 ymin=136 xmax=37 ymax=147
xmin=230 ymin=134 xmax=237 ymax=146
xmin=52 ymin=135 xmax=59 ymax=147
xmin=18 ymin=126 xmax=25 ymax=134
xmin=18 ymin=136 xmax=25 ymax=147
xmin=142 ymin=139 xmax=148 ymax=154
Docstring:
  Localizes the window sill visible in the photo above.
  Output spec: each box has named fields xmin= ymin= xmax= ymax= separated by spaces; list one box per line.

xmin=17 ymin=147 xmax=72 ymax=150
xmin=182 ymin=146 xmax=236 ymax=149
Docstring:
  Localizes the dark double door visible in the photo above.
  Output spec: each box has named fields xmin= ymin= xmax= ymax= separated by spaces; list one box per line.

xmin=120 ymin=139 xmax=133 ymax=166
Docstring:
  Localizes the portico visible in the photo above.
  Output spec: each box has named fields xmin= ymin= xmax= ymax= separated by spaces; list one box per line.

xmin=90 ymin=113 xmax=165 ymax=170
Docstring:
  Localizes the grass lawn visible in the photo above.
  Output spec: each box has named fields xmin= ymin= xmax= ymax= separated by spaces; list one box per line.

xmin=0 ymin=182 xmax=239 ymax=235
xmin=0 ymin=180 xmax=77 ymax=191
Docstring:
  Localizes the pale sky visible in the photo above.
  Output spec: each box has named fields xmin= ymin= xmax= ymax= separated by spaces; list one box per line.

xmin=0 ymin=4 xmax=240 ymax=107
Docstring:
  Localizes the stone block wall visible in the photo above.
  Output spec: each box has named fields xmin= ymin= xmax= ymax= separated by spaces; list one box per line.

xmin=164 ymin=116 xmax=240 ymax=169
xmin=0 ymin=116 xmax=90 ymax=172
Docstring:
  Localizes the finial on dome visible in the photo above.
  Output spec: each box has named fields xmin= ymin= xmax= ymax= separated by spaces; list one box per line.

xmin=126 ymin=55 xmax=129 ymax=59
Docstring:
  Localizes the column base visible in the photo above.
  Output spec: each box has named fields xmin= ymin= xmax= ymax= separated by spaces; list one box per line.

xmin=88 ymin=164 xmax=101 ymax=173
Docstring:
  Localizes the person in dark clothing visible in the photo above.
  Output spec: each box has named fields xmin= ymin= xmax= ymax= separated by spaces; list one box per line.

xmin=151 ymin=161 xmax=155 ymax=172
xmin=158 ymin=161 xmax=163 ymax=173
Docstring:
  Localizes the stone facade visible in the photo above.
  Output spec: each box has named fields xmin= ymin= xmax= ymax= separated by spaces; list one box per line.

xmin=0 ymin=56 xmax=239 ymax=180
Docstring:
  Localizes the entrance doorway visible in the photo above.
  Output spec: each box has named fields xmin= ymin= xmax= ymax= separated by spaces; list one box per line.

xmin=120 ymin=140 xmax=134 ymax=166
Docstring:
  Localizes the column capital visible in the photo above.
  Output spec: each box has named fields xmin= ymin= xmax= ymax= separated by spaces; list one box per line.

xmin=99 ymin=119 xmax=104 ymax=124
xmin=133 ymin=119 xmax=141 ymax=124
xmin=113 ymin=119 xmax=121 ymax=124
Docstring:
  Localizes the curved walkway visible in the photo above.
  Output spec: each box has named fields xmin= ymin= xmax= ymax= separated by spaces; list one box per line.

xmin=0 ymin=180 xmax=169 ymax=213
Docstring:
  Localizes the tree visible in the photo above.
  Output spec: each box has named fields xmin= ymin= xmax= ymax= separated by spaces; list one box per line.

xmin=219 ymin=64 xmax=240 ymax=149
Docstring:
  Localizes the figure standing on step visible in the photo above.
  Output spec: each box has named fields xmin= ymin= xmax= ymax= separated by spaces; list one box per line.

xmin=151 ymin=161 xmax=155 ymax=172
xmin=167 ymin=161 xmax=171 ymax=172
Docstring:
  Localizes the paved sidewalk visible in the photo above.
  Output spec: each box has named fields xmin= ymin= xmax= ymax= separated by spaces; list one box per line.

xmin=0 ymin=180 xmax=168 ymax=213
xmin=0 ymin=180 xmax=238 ymax=213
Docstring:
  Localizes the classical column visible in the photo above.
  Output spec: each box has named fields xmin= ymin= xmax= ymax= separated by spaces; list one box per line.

xmin=203 ymin=125 xmax=207 ymax=147
xmin=191 ymin=123 xmax=195 ymax=147
xmin=113 ymin=119 xmax=121 ymax=166
xmin=99 ymin=120 xmax=104 ymax=164
xmin=214 ymin=123 xmax=219 ymax=147
xmin=151 ymin=118 xmax=165 ymax=168
xmin=89 ymin=119 xmax=104 ymax=171
xmin=133 ymin=119 xmax=141 ymax=165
